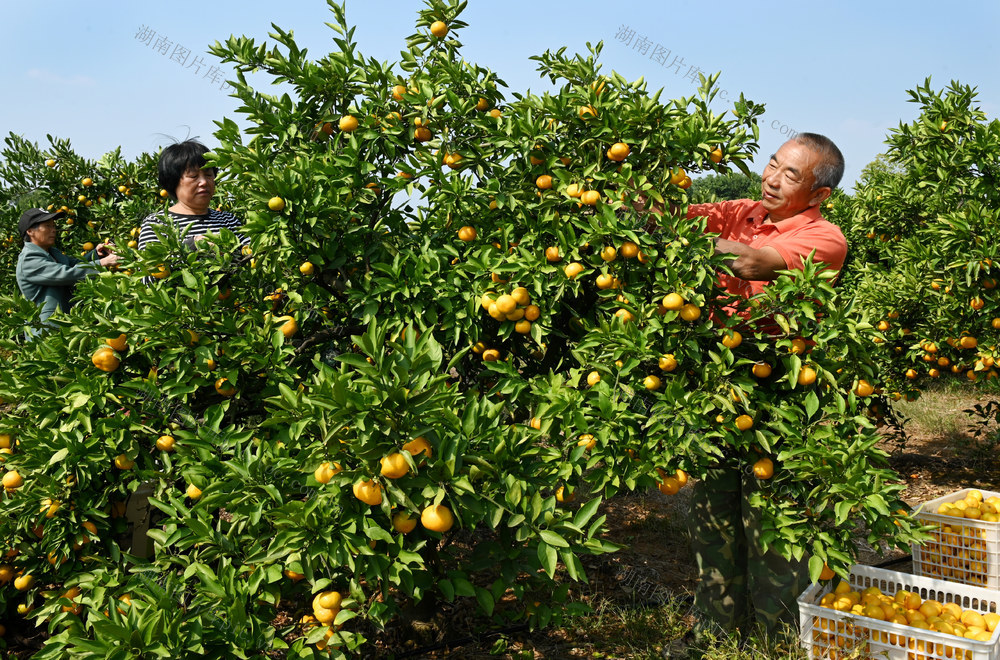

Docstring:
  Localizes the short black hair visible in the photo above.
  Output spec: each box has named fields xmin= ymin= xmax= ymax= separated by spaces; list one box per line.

xmin=793 ymin=133 xmax=845 ymax=190
xmin=157 ymin=140 xmax=217 ymax=200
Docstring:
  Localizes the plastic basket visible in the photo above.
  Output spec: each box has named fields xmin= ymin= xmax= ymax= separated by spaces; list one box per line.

xmin=913 ymin=488 xmax=1000 ymax=590
xmin=798 ymin=564 xmax=1000 ymax=659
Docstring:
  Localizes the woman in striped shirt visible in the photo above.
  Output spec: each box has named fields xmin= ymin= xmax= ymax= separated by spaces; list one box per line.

xmin=137 ymin=140 xmax=248 ymax=250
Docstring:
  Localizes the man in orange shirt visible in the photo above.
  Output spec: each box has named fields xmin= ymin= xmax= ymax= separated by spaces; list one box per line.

xmin=665 ymin=133 xmax=847 ymax=656
xmin=687 ymin=133 xmax=847 ymax=299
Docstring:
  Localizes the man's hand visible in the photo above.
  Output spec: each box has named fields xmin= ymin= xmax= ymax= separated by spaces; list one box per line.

xmin=714 ymin=238 xmax=787 ymax=281
xmin=95 ymin=242 xmax=115 ymax=257
xmin=98 ymin=254 xmax=120 ymax=268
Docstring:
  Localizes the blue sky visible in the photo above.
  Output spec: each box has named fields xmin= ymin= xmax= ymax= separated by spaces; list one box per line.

xmin=2 ymin=1 xmax=997 ymax=191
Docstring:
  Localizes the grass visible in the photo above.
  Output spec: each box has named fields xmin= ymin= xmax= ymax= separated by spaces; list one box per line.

xmin=892 ymin=381 xmax=988 ymax=443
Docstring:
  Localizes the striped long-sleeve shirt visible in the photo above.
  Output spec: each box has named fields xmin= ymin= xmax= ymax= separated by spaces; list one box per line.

xmin=137 ymin=209 xmax=249 ymax=250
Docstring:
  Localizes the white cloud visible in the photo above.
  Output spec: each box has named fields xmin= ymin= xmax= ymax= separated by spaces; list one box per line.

xmin=25 ymin=68 xmax=96 ymax=87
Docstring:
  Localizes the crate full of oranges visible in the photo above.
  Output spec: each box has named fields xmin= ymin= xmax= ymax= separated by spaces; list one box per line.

xmin=914 ymin=489 xmax=1000 ymax=590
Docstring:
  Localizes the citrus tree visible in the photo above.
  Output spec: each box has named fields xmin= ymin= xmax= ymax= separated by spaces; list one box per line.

xmin=0 ymin=1 xmax=925 ymax=657
xmin=842 ymin=79 xmax=1000 ymax=399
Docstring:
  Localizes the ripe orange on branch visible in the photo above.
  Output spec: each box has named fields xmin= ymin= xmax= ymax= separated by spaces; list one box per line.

xmin=105 ymin=333 xmax=128 ymax=352
xmin=338 ymin=115 xmax=359 ymax=133
xmin=607 ymin=142 xmax=630 ymax=162
xmin=753 ymin=457 xmax=774 ymax=479
xmin=421 ymin=504 xmax=454 ymax=532
xmin=353 ymin=479 xmax=383 ymax=506
xmin=429 ymin=20 xmax=449 ymax=38
xmin=92 ymin=346 xmax=120 ymax=372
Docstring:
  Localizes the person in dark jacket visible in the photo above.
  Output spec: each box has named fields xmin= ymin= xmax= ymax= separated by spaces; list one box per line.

xmin=15 ymin=208 xmax=119 ymax=335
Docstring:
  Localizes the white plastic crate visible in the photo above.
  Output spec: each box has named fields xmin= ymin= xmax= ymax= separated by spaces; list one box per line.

xmin=798 ymin=564 xmax=1000 ymax=660
xmin=913 ymin=488 xmax=1000 ymax=590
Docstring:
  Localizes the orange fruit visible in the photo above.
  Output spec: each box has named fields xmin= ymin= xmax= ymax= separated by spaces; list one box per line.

xmin=511 ymin=287 xmax=531 ymax=306
xmin=457 ymin=226 xmax=477 ymax=241
xmin=379 ymin=453 xmax=410 ymax=479
xmin=13 ymin=574 xmax=34 ymax=591
xmin=545 ymin=246 xmax=561 ymax=262
xmin=105 ymin=334 xmax=128 ymax=352
xmin=215 ymin=377 xmax=236 ymax=397
xmin=721 ymin=330 xmax=742 ymax=349
xmin=753 ymin=457 xmax=774 ymax=479
xmin=586 ymin=371 xmax=601 ymax=386
xmin=524 ymin=305 xmax=540 ymax=321
xmin=855 ymin=379 xmax=875 ymax=397
xmin=658 ymin=477 xmax=680 ymax=495
xmin=421 ymin=504 xmax=454 ymax=532
xmin=709 ymin=147 xmax=723 ymax=163
xmin=535 ymin=175 xmax=553 ymax=190
xmin=92 ymin=346 xmax=120 ymax=372
xmin=643 ymin=375 xmax=662 ymax=391
xmin=577 ymin=434 xmax=596 ymax=450
xmin=600 ymin=246 xmax=617 ymax=262
xmin=482 ymin=348 xmax=501 ymax=362
xmin=679 ymin=303 xmax=701 ymax=322
xmin=267 ymin=197 xmax=285 ymax=212
xmin=555 ymin=485 xmax=575 ymax=503
xmin=614 ymin=308 xmax=635 ymax=323
xmin=565 ymin=183 xmax=583 ymax=198
xmin=392 ymin=511 xmax=417 ymax=534
xmin=607 ymin=142 xmax=630 ymax=162
xmin=314 ymin=461 xmax=341 ymax=484
xmin=274 ymin=316 xmax=298 ymax=338
xmin=797 ymin=366 xmax=817 ymax=386
xmin=114 ymin=454 xmax=134 ymax=470
xmin=353 ymin=479 xmax=383 ymax=506
xmin=596 ymin=273 xmax=615 ymax=289
xmin=155 ymin=435 xmax=175 ymax=452
xmin=564 ymin=262 xmax=584 ymax=278
xmin=429 ymin=20 xmax=448 ymax=38
xmin=789 ymin=337 xmax=807 ymax=354
xmin=578 ymin=105 xmax=597 ymax=120
xmin=659 ymin=354 xmax=678 ymax=372
xmin=619 ymin=241 xmax=639 ymax=259
xmin=971 ymin=296 xmax=985 ymax=310
xmin=338 ymin=115 xmax=359 ymax=133
xmin=580 ymin=190 xmax=600 ymax=206
xmin=2 ymin=470 xmax=23 ymax=490
xmin=735 ymin=415 xmax=754 ymax=431
xmin=661 ymin=293 xmax=685 ymax=310
xmin=495 ymin=294 xmax=517 ymax=314
xmin=752 ymin=362 xmax=772 ymax=378
xmin=403 ymin=436 xmax=433 ymax=459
